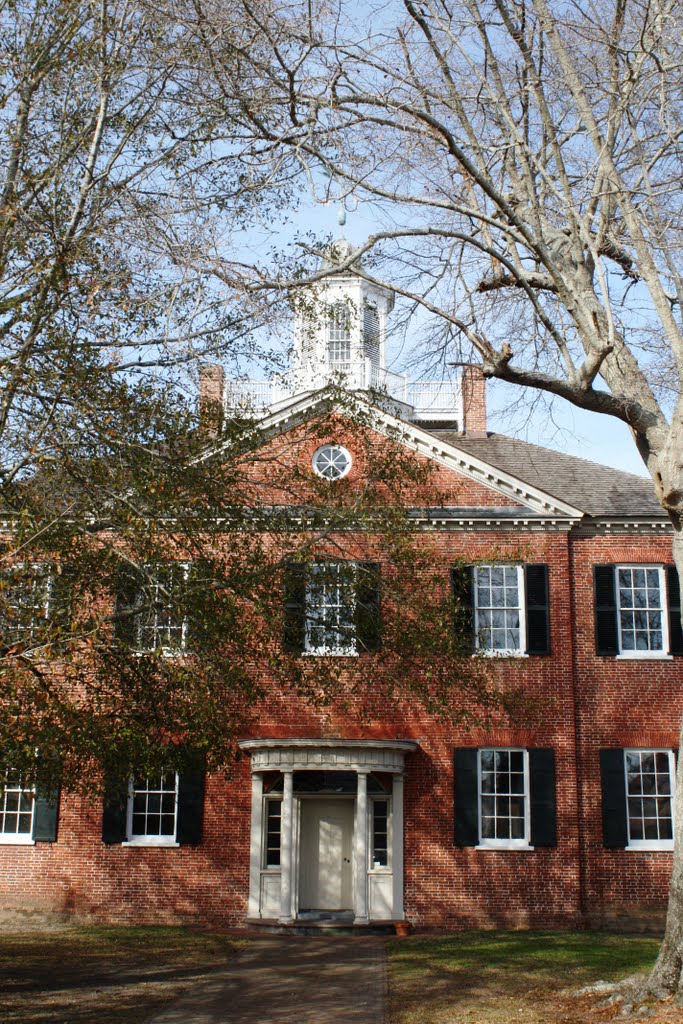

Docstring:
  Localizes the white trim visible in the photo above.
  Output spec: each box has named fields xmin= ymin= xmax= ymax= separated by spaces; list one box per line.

xmin=625 ymin=841 xmax=674 ymax=852
xmin=0 ymin=834 xmax=35 ymax=845
xmin=369 ymin=794 xmax=392 ymax=872
xmin=624 ymin=748 xmax=675 ymax=849
xmin=477 ymin=748 xmax=530 ymax=847
xmin=312 ymin=443 xmax=353 ymax=481
xmin=205 ymin=391 xmax=584 ymax=519
xmin=304 ymin=561 xmax=358 ymax=657
xmin=615 ymin=565 xmax=669 ymax=657
xmin=122 ymin=839 xmax=179 ymax=848
xmin=126 ymin=772 xmax=179 ymax=843
xmin=473 ymin=564 xmax=527 ymax=655
xmin=132 ymin=563 xmax=191 ymax=655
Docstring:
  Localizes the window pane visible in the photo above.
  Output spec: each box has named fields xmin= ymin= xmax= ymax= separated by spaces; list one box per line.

xmin=474 ymin=566 xmax=522 ymax=652
xmin=305 ymin=563 xmax=356 ymax=654
xmin=625 ymin=751 xmax=673 ymax=845
xmin=0 ymin=773 xmax=34 ymax=835
xmin=478 ymin=750 xmax=527 ymax=844
xmin=129 ymin=774 xmax=178 ymax=840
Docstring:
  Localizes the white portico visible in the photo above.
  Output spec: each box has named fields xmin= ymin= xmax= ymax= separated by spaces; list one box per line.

xmin=239 ymin=738 xmax=417 ymax=925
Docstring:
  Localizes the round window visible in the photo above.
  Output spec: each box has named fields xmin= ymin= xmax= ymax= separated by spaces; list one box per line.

xmin=312 ymin=444 xmax=352 ymax=481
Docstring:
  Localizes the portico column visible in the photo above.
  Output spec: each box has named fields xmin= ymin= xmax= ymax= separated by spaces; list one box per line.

xmin=279 ymin=769 xmax=294 ymax=923
xmin=247 ymin=772 xmax=264 ymax=918
xmin=354 ymin=769 xmax=369 ymax=924
xmin=392 ymin=774 xmax=405 ymax=920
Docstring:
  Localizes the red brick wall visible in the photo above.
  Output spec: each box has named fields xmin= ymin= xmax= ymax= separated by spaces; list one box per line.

xmin=570 ymin=534 xmax=681 ymax=929
xmin=0 ymin=422 xmax=679 ymax=932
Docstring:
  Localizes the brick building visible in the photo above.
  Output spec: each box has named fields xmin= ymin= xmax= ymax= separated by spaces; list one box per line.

xmin=1 ymin=243 xmax=681 ymax=932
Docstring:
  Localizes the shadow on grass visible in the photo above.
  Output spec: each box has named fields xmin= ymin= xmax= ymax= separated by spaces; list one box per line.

xmin=388 ymin=931 xmax=661 ymax=1024
xmin=0 ymin=925 xmax=238 ymax=1024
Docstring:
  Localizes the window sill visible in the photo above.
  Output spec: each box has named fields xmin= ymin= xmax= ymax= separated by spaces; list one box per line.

xmin=626 ymin=842 xmax=674 ymax=852
xmin=131 ymin=649 xmax=188 ymax=659
xmin=302 ymin=650 xmax=358 ymax=658
xmin=122 ymin=840 xmax=179 ymax=848
xmin=615 ymin=653 xmax=673 ymax=661
xmin=476 ymin=650 xmax=529 ymax=659
xmin=0 ymin=835 xmax=35 ymax=846
xmin=475 ymin=843 xmax=535 ymax=851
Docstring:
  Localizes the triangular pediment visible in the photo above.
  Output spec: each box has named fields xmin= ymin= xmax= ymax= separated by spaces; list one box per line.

xmin=206 ymin=389 xmax=585 ymax=522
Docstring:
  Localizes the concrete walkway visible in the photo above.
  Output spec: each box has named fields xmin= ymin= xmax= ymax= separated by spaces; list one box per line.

xmin=150 ymin=935 xmax=387 ymax=1024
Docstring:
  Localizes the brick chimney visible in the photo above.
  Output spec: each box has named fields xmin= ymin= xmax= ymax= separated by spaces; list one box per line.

xmin=198 ymin=364 xmax=226 ymax=435
xmin=461 ymin=365 xmax=487 ymax=437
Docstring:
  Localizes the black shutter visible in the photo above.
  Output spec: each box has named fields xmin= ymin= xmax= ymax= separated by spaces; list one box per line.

xmin=283 ymin=563 xmax=306 ymax=654
xmin=32 ymin=783 xmax=60 ymax=842
xmin=594 ymin=566 xmax=619 ymax=656
xmin=355 ymin=561 xmax=381 ymax=653
xmin=599 ymin=749 xmax=628 ymax=849
xmin=185 ymin=559 xmax=212 ymax=648
xmin=451 ymin=565 xmax=475 ymax=654
xmin=176 ymin=769 xmax=205 ymax=845
xmin=102 ymin=778 xmax=127 ymax=844
xmin=529 ymin=749 xmax=556 ymax=847
xmin=113 ymin=566 xmax=143 ymax=647
xmin=49 ymin=568 xmax=74 ymax=636
xmin=666 ymin=565 xmax=683 ymax=656
xmin=454 ymin=748 xmax=479 ymax=846
xmin=525 ymin=564 xmax=550 ymax=656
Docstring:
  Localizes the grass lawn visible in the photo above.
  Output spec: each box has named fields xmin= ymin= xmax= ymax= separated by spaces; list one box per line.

xmin=387 ymin=931 xmax=680 ymax=1024
xmin=0 ymin=924 xmax=240 ymax=1024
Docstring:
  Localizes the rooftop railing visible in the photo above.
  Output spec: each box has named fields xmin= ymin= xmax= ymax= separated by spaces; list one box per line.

xmin=224 ymin=361 xmax=461 ymax=422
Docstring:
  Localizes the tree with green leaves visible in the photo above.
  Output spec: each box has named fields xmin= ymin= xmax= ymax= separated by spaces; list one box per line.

xmin=190 ymin=0 xmax=683 ymax=998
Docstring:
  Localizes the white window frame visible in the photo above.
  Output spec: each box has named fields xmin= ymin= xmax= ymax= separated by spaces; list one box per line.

xmin=262 ymin=795 xmax=282 ymax=870
xmin=124 ymin=773 xmax=179 ymax=847
xmin=134 ymin=563 xmax=190 ymax=655
xmin=2 ymin=563 xmax=53 ymax=645
xmin=327 ymin=301 xmax=352 ymax=365
xmin=473 ymin=565 xmax=527 ymax=656
xmin=304 ymin=562 xmax=358 ymax=657
xmin=0 ymin=772 xmax=35 ymax=845
xmin=369 ymin=795 xmax=392 ymax=872
xmin=312 ymin=444 xmax=353 ymax=481
xmin=615 ymin=565 xmax=670 ymax=659
xmin=476 ymin=748 xmax=532 ymax=850
xmin=624 ymin=748 xmax=675 ymax=851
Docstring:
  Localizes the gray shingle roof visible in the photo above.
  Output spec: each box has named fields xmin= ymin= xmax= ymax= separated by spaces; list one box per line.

xmin=428 ymin=431 xmax=664 ymax=518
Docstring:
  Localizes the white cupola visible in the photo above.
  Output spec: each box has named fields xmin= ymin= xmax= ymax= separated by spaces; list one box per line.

xmin=289 ymin=240 xmax=395 ymax=395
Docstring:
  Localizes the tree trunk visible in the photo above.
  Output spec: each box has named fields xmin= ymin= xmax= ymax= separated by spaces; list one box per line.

xmin=649 ymin=523 xmax=683 ymax=996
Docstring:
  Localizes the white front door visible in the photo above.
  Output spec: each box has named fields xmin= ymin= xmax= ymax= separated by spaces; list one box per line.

xmin=299 ymin=798 xmax=354 ymax=910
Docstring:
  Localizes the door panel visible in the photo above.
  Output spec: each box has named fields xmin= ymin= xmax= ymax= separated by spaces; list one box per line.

xmin=299 ymin=799 xmax=354 ymax=910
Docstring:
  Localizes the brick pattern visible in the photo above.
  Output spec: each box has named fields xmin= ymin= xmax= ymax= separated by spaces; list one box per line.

xmin=0 ymin=429 xmax=680 ymax=932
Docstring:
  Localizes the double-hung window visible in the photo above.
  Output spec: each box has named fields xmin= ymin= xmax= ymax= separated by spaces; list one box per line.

xmin=305 ymin=562 xmax=357 ymax=656
xmin=283 ymin=561 xmax=381 ymax=656
xmin=126 ymin=773 xmax=179 ymax=845
xmin=617 ymin=567 xmax=667 ymax=655
xmin=452 ymin=563 xmax=550 ymax=656
xmin=102 ymin=765 xmax=204 ymax=846
xmin=0 ymin=772 xmax=35 ymax=844
xmin=600 ymin=747 xmax=675 ymax=851
xmin=474 ymin=566 xmax=524 ymax=654
xmin=454 ymin=747 xmax=556 ymax=850
xmin=1 ymin=564 xmax=53 ymax=645
xmin=0 ymin=769 xmax=60 ymax=844
xmin=478 ymin=749 xmax=530 ymax=847
xmin=625 ymin=750 xmax=674 ymax=848
xmin=594 ymin=564 xmax=682 ymax=657
xmin=115 ymin=563 xmax=189 ymax=653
